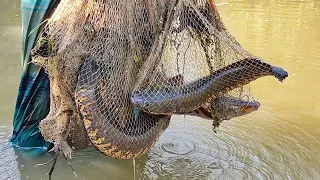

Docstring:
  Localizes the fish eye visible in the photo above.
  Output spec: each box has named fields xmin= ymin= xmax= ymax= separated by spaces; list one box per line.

xmin=144 ymin=101 xmax=150 ymax=107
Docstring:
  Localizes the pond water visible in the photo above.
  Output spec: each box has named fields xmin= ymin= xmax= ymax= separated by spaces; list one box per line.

xmin=0 ymin=0 xmax=319 ymax=179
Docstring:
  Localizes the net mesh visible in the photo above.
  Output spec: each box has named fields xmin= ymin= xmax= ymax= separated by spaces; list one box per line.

xmin=31 ymin=0 xmax=287 ymax=159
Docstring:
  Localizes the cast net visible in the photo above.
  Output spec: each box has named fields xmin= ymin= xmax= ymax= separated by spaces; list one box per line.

xmin=31 ymin=0 xmax=286 ymax=158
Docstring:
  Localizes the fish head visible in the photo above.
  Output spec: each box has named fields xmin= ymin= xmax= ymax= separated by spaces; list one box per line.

xmin=211 ymin=95 xmax=260 ymax=120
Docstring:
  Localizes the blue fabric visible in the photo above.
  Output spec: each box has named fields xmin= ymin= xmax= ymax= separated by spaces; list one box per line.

xmin=133 ymin=107 xmax=142 ymax=121
xmin=10 ymin=0 xmax=58 ymax=155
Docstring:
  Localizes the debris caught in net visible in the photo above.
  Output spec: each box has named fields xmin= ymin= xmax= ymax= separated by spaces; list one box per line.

xmin=31 ymin=0 xmax=288 ymax=159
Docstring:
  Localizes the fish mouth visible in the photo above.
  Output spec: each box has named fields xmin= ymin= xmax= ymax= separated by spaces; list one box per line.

xmin=238 ymin=99 xmax=260 ymax=113
xmin=272 ymin=66 xmax=288 ymax=82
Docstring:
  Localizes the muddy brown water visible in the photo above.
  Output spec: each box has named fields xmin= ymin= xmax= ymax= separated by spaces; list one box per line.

xmin=0 ymin=0 xmax=319 ymax=179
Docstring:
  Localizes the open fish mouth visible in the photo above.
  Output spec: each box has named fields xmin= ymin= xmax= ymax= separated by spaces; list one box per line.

xmin=207 ymin=94 xmax=261 ymax=121
xmin=237 ymin=96 xmax=261 ymax=113
xmin=239 ymin=100 xmax=260 ymax=114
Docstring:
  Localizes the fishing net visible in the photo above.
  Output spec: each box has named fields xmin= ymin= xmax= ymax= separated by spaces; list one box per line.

xmin=31 ymin=0 xmax=287 ymax=158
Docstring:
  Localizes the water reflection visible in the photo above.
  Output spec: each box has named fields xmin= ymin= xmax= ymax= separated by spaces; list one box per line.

xmin=1 ymin=0 xmax=320 ymax=179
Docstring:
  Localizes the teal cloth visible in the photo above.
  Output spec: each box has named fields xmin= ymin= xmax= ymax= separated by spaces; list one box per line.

xmin=10 ymin=0 xmax=58 ymax=156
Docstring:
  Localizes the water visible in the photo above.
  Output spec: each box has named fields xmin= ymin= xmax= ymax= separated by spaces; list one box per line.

xmin=1 ymin=0 xmax=320 ymax=179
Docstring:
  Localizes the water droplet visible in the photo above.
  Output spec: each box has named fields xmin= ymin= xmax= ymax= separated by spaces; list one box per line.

xmin=207 ymin=161 xmax=221 ymax=169
xmin=133 ymin=157 xmax=136 ymax=180
xmin=161 ymin=141 xmax=197 ymax=155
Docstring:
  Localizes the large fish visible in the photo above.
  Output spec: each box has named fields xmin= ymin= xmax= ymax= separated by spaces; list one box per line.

xmin=131 ymin=57 xmax=288 ymax=114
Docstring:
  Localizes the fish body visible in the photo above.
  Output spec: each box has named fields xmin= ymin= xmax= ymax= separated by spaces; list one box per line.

xmin=131 ymin=58 xmax=288 ymax=114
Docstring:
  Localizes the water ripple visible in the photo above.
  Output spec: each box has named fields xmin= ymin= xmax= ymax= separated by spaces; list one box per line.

xmin=136 ymin=114 xmax=320 ymax=179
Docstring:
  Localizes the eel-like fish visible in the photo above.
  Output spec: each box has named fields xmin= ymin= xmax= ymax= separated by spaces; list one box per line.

xmin=131 ymin=57 xmax=288 ymax=114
